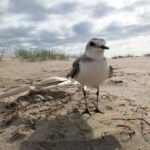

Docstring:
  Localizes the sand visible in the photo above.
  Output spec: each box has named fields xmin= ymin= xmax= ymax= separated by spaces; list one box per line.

xmin=0 ymin=57 xmax=150 ymax=150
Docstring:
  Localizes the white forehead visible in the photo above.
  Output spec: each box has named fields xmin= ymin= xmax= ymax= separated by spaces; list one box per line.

xmin=90 ymin=38 xmax=106 ymax=45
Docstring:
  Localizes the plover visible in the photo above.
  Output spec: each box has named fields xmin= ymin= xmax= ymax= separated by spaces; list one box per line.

xmin=66 ymin=38 xmax=113 ymax=114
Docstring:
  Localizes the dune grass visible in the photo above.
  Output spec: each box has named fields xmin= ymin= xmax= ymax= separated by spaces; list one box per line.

xmin=112 ymin=55 xmax=124 ymax=59
xmin=0 ymin=50 xmax=5 ymax=61
xmin=14 ymin=49 xmax=70 ymax=61
xmin=112 ymin=54 xmax=134 ymax=59
xmin=144 ymin=53 xmax=150 ymax=57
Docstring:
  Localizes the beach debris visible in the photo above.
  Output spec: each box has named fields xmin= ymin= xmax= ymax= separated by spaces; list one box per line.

xmin=116 ymin=124 xmax=136 ymax=139
xmin=0 ymin=85 xmax=35 ymax=99
xmin=0 ymin=108 xmax=19 ymax=126
xmin=101 ymin=95 xmax=109 ymax=99
xmin=34 ymin=94 xmax=45 ymax=100
xmin=143 ymin=131 xmax=150 ymax=136
xmin=9 ymin=125 xmax=30 ymax=142
xmin=0 ymin=76 xmax=79 ymax=100
xmin=5 ymin=101 xmax=19 ymax=109
xmin=110 ymin=78 xmax=123 ymax=84
xmin=111 ymin=117 xmax=150 ymax=127
xmin=34 ymin=94 xmax=45 ymax=102
xmin=0 ymin=130 xmax=5 ymax=134
xmin=46 ymin=95 xmax=54 ymax=100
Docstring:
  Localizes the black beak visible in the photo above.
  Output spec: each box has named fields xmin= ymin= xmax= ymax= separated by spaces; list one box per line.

xmin=99 ymin=45 xmax=109 ymax=50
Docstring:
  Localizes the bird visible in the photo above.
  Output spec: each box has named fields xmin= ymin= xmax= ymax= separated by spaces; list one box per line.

xmin=66 ymin=38 xmax=113 ymax=115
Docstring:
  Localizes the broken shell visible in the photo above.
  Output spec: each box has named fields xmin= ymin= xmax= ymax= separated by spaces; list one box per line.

xmin=47 ymin=96 xmax=54 ymax=100
xmin=34 ymin=95 xmax=45 ymax=101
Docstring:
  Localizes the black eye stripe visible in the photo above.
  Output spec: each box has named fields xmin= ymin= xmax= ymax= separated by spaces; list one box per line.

xmin=89 ymin=41 xmax=96 ymax=46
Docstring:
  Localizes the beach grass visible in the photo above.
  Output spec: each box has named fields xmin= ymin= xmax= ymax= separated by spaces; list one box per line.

xmin=144 ymin=53 xmax=150 ymax=57
xmin=0 ymin=50 xmax=5 ymax=61
xmin=112 ymin=54 xmax=134 ymax=59
xmin=14 ymin=49 xmax=70 ymax=61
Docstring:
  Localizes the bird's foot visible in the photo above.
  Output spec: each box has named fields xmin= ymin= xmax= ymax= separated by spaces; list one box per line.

xmin=94 ymin=108 xmax=104 ymax=114
xmin=82 ymin=108 xmax=91 ymax=115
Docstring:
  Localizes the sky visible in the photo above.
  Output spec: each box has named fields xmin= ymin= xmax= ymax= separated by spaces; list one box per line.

xmin=0 ymin=0 xmax=150 ymax=57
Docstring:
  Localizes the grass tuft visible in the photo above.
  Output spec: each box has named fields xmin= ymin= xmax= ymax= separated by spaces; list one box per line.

xmin=14 ymin=49 xmax=69 ymax=61
xmin=112 ymin=55 xmax=124 ymax=59
xmin=0 ymin=50 xmax=5 ymax=61
xmin=112 ymin=54 xmax=134 ymax=59
xmin=124 ymin=54 xmax=134 ymax=58
xmin=144 ymin=53 xmax=150 ymax=57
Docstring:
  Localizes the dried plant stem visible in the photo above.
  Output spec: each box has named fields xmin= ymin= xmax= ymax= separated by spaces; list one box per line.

xmin=111 ymin=118 xmax=150 ymax=126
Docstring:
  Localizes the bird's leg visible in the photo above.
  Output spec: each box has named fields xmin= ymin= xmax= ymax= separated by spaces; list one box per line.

xmin=82 ymin=88 xmax=91 ymax=115
xmin=94 ymin=88 xmax=104 ymax=113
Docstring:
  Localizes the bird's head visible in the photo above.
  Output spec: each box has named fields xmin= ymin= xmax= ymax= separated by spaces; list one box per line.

xmin=85 ymin=38 xmax=109 ymax=59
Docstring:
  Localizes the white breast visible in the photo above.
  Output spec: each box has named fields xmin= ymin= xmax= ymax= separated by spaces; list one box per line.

xmin=76 ymin=58 xmax=109 ymax=87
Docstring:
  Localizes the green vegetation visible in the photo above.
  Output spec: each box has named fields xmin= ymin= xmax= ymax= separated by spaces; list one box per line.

xmin=0 ymin=50 xmax=5 ymax=61
xmin=14 ymin=49 xmax=69 ymax=61
xmin=124 ymin=54 xmax=134 ymax=58
xmin=112 ymin=54 xmax=134 ymax=59
xmin=112 ymin=55 xmax=124 ymax=59
xmin=144 ymin=53 xmax=150 ymax=57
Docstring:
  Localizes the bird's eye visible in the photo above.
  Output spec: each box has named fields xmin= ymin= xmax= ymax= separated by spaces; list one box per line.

xmin=89 ymin=41 xmax=95 ymax=46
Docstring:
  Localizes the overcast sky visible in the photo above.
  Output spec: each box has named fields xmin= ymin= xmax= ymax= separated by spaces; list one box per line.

xmin=0 ymin=0 xmax=150 ymax=57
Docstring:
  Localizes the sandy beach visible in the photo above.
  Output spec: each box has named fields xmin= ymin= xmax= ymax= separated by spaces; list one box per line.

xmin=0 ymin=57 xmax=150 ymax=150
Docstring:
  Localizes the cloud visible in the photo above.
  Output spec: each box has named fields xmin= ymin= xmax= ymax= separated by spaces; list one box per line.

xmin=120 ymin=0 xmax=150 ymax=12
xmin=0 ymin=26 xmax=34 ymax=39
xmin=121 ymin=5 xmax=135 ymax=12
xmin=7 ymin=0 xmax=78 ymax=21
xmin=103 ymin=23 xmax=150 ymax=40
xmin=71 ymin=21 xmax=94 ymax=42
xmin=0 ymin=26 xmax=35 ymax=48
xmin=139 ymin=13 xmax=150 ymax=22
xmin=8 ymin=0 xmax=49 ymax=21
xmin=134 ymin=0 xmax=150 ymax=6
xmin=126 ymin=24 xmax=150 ymax=35
xmin=91 ymin=2 xmax=116 ymax=17
xmin=48 ymin=2 xmax=77 ymax=15
xmin=102 ymin=23 xmax=123 ymax=40
xmin=38 ymin=30 xmax=64 ymax=45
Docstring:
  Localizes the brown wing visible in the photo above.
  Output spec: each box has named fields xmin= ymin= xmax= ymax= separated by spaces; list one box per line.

xmin=66 ymin=56 xmax=82 ymax=78
xmin=108 ymin=65 xmax=113 ymax=78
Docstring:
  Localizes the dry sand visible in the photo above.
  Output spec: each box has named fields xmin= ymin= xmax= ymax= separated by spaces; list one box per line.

xmin=0 ymin=57 xmax=150 ymax=150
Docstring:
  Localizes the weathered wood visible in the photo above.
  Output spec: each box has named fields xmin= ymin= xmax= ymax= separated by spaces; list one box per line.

xmin=0 ymin=76 xmax=79 ymax=100
xmin=0 ymin=85 xmax=35 ymax=99
xmin=37 ymin=76 xmax=68 ymax=85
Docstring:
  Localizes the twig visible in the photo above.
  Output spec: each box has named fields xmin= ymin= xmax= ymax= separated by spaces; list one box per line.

xmin=116 ymin=124 xmax=136 ymax=139
xmin=1 ymin=113 xmax=18 ymax=126
xmin=140 ymin=112 xmax=144 ymax=137
xmin=116 ymin=124 xmax=135 ymax=133
xmin=111 ymin=118 xmax=150 ymax=126
xmin=143 ymin=132 xmax=150 ymax=136
xmin=0 ymin=108 xmax=20 ymax=126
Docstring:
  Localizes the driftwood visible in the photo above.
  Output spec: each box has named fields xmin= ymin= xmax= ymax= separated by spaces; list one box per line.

xmin=0 ymin=76 xmax=79 ymax=100
xmin=0 ymin=85 xmax=35 ymax=99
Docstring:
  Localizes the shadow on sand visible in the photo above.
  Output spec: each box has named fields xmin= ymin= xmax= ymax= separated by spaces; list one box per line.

xmin=20 ymin=112 xmax=122 ymax=150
